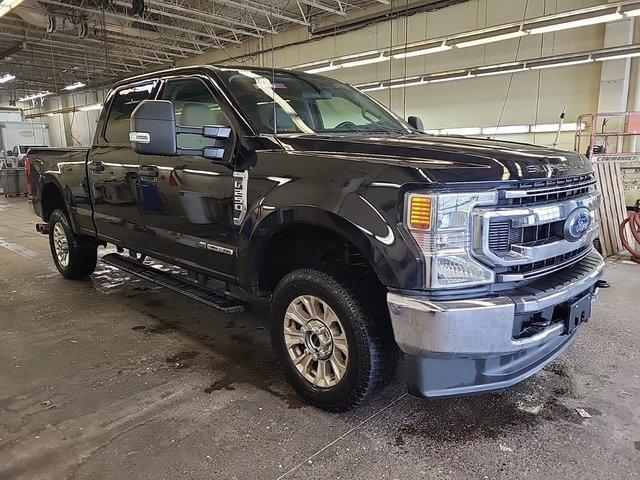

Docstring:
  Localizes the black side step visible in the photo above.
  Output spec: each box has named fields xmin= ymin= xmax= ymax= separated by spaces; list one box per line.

xmin=101 ymin=253 xmax=246 ymax=313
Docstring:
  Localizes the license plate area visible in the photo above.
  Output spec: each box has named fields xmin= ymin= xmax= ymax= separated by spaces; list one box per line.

xmin=560 ymin=293 xmax=592 ymax=334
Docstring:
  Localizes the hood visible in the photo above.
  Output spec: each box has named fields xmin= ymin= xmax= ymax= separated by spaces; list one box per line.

xmin=274 ymin=133 xmax=592 ymax=183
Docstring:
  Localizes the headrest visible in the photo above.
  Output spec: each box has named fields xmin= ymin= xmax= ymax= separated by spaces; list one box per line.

xmin=181 ymin=102 xmax=215 ymax=127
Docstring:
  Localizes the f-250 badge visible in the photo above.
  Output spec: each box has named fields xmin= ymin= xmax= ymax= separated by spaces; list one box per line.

xmin=233 ymin=170 xmax=248 ymax=226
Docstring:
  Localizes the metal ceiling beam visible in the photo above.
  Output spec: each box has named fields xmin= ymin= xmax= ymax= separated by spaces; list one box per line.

xmin=0 ymin=29 xmax=177 ymax=66
xmin=6 ymin=2 xmax=214 ymax=54
xmin=23 ymin=50 xmax=136 ymax=73
xmin=212 ymin=0 xmax=310 ymax=26
xmin=110 ymin=1 xmax=252 ymax=41
xmin=98 ymin=31 xmax=204 ymax=56
xmin=113 ymin=0 xmax=273 ymax=37
xmin=296 ymin=0 xmax=347 ymax=16
xmin=12 ymin=52 xmax=133 ymax=75
xmin=37 ymin=0 xmax=239 ymax=47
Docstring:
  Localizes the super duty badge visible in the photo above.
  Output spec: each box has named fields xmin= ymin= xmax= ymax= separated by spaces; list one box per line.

xmin=233 ymin=170 xmax=248 ymax=226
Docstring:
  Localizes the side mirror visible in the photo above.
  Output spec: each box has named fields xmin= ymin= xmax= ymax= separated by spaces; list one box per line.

xmin=407 ymin=116 xmax=424 ymax=131
xmin=130 ymin=100 xmax=233 ymax=161
xmin=130 ymin=100 xmax=178 ymax=156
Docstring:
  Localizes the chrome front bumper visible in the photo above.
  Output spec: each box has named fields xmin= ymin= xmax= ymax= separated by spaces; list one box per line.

xmin=387 ymin=250 xmax=605 ymax=397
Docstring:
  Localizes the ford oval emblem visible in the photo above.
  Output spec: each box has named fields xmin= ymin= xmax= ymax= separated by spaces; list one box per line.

xmin=564 ymin=208 xmax=591 ymax=242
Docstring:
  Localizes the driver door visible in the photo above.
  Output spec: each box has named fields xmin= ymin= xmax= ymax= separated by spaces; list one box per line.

xmin=139 ymin=76 xmax=238 ymax=279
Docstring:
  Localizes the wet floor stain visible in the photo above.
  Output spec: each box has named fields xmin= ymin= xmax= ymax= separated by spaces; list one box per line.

xmin=165 ymin=350 xmax=199 ymax=369
xmin=398 ymin=379 xmax=585 ymax=443
xmin=204 ymin=376 xmax=236 ymax=393
xmin=89 ymin=262 xmax=304 ymax=409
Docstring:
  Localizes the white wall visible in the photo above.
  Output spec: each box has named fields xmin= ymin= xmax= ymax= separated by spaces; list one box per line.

xmin=177 ymin=0 xmax=612 ymax=150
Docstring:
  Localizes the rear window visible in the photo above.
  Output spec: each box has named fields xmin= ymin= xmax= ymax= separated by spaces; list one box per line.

xmin=104 ymin=81 xmax=158 ymax=144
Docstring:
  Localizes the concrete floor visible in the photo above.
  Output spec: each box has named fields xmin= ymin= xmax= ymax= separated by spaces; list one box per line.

xmin=0 ymin=195 xmax=638 ymax=480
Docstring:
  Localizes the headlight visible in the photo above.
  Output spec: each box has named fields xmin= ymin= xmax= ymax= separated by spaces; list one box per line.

xmin=405 ymin=190 xmax=498 ymax=289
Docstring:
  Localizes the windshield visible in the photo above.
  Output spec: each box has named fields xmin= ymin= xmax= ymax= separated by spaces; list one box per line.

xmin=215 ymin=68 xmax=413 ymax=135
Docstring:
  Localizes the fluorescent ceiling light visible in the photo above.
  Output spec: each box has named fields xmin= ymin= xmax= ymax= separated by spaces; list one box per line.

xmin=531 ymin=122 xmax=584 ymax=133
xmin=440 ymin=127 xmax=482 ymax=136
xmin=47 ymin=112 xmax=62 ymax=117
xmin=593 ymin=46 xmax=640 ymax=61
xmin=0 ymin=0 xmax=24 ymax=17
xmin=360 ymin=84 xmax=385 ymax=92
xmin=18 ymin=91 xmax=51 ymax=102
xmin=63 ymin=81 xmax=85 ymax=91
xmin=526 ymin=10 xmax=623 ymax=35
xmin=451 ymin=27 xmax=527 ymax=48
xmin=482 ymin=125 xmax=529 ymax=135
xmin=474 ymin=63 xmax=528 ymax=77
xmin=529 ymin=58 xmax=593 ymax=69
xmin=336 ymin=53 xmax=388 ymax=68
xmin=78 ymin=103 xmax=103 ymax=111
xmin=391 ymin=41 xmax=451 ymax=59
xmin=621 ymin=3 xmax=640 ymax=17
xmin=385 ymin=77 xmax=424 ymax=89
xmin=427 ymin=73 xmax=474 ymax=83
xmin=304 ymin=63 xmax=340 ymax=74
xmin=596 ymin=52 xmax=640 ymax=61
xmin=388 ymin=80 xmax=426 ymax=89
xmin=0 ymin=73 xmax=15 ymax=83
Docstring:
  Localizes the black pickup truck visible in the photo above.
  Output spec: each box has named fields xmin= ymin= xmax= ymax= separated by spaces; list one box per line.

xmin=25 ymin=65 xmax=604 ymax=411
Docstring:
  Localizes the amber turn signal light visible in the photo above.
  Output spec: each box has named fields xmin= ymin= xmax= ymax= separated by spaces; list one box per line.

xmin=409 ymin=195 xmax=431 ymax=229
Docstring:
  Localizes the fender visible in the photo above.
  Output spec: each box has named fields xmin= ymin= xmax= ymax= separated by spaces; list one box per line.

xmin=39 ymin=174 xmax=81 ymax=233
xmin=237 ymin=205 xmax=424 ymax=293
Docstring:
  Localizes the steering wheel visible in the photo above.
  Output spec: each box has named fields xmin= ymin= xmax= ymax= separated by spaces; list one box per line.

xmin=334 ymin=121 xmax=358 ymax=131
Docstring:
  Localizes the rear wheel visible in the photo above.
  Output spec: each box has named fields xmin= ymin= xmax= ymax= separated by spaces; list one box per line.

xmin=49 ymin=209 xmax=97 ymax=279
xmin=270 ymin=266 xmax=397 ymax=412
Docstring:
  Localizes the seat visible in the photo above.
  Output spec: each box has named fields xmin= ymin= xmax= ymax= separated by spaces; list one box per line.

xmin=179 ymin=103 xmax=227 ymax=149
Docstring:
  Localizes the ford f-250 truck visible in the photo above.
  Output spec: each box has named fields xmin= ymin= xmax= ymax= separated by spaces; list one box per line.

xmin=25 ymin=65 xmax=605 ymax=411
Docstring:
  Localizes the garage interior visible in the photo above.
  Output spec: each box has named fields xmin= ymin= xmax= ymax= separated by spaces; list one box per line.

xmin=1 ymin=0 xmax=640 ymax=478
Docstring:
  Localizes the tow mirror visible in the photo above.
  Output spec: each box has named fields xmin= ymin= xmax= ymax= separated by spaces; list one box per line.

xmin=130 ymin=100 xmax=233 ymax=161
xmin=407 ymin=115 xmax=424 ymax=131
xmin=130 ymin=100 xmax=178 ymax=156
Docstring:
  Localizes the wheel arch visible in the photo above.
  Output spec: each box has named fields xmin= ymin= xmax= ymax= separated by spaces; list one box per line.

xmin=239 ymin=207 xmax=403 ymax=294
xmin=41 ymin=178 xmax=67 ymax=222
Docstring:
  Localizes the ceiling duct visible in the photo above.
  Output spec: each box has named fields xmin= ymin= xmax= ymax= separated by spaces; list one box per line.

xmin=13 ymin=0 xmax=159 ymax=38
xmin=13 ymin=0 xmax=74 ymax=30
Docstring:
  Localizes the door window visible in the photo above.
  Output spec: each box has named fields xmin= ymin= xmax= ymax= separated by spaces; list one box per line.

xmin=160 ymin=78 xmax=231 ymax=150
xmin=104 ymin=81 xmax=158 ymax=144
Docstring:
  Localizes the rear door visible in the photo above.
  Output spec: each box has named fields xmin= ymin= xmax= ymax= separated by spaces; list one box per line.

xmin=137 ymin=76 xmax=239 ymax=279
xmin=88 ymin=80 xmax=159 ymax=247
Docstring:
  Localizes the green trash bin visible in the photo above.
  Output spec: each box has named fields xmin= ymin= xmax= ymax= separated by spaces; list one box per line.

xmin=1 ymin=168 xmax=21 ymax=197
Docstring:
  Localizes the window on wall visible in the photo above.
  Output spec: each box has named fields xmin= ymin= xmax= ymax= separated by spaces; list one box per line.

xmin=104 ymin=81 xmax=158 ymax=144
xmin=160 ymin=78 xmax=231 ymax=150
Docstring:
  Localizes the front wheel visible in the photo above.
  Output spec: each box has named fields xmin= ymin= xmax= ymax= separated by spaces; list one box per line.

xmin=270 ymin=266 xmax=397 ymax=412
xmin=49 ymin=209 xmax=97 ymax=279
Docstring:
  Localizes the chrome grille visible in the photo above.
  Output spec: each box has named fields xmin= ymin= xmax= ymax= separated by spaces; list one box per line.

xmin=473 ymin=189 xmax=600 ymax=282
xmin=488 ymin=220 xmax=522 ymax=252
xmin=498 ymin=246 xmax=590 ymax=282
xmin=488 ymin=219 xmax=565 ymax=254
xmin=499 ymin=173 xmax=596 ymax=206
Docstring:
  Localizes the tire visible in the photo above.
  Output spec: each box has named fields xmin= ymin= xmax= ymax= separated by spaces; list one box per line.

xmin=49 ymin=209 xmax=97 ymax=279
xmin=270 ymin=265 xmax=397 ymax=412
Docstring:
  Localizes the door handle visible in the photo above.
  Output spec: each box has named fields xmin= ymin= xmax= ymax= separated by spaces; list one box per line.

xmin=88 ymin=161 xmax=105 ymax=173
xmin=138 ymin=165 xmax=159 ymax=179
